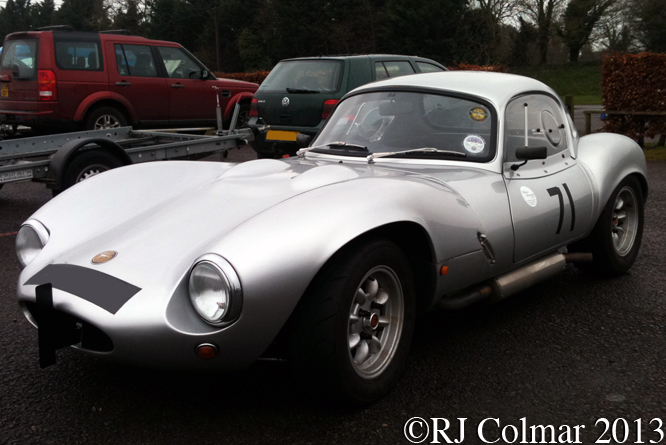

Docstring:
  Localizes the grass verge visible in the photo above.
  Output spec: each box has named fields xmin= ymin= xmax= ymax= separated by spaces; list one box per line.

xmin=510 ymin=63 xmax=602 ymax=105
xmin=644 ymin=144 xmax=666 ymax=160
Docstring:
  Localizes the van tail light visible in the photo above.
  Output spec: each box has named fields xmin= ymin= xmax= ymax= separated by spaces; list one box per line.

xmin=250 ymin=98 xmax=258 ymax=117
xmin=38 ymin=70 xmax=57 ymax=101
xmin=322 ymin=99 xmax=339 ymax=120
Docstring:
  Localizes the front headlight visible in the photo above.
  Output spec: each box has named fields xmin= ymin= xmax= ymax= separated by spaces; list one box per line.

xmin=188 ymin=254 xmax=242 ymax=326
xmin=16 ymin=220 xmax=50 ymax=267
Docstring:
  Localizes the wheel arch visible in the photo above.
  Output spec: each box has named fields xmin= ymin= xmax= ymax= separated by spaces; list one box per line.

xmin=75 ymin=94 xmax=136 ymax=125
xmin=49 ymin=138 xmax=132 ymax=191
xmin=351 ymin=222 xmax=438 ymax=315
xmin=223 ymin=92 xmax=254 ymax=120
xmin=283 ymin=221 xmax=437 ymax=329
xmin=577 ymin=133 xmax=649 ymax=219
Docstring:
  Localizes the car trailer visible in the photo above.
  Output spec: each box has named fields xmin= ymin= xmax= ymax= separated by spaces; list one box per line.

xmin=0 ymin=110 xmax=255 ymax=195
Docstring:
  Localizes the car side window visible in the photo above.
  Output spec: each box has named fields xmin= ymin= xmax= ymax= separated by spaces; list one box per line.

xmin=375 ymin=62 xmax=389 ymax=80
xmin=504 ymin=94 xmax=568 ymax=162
xmin=378 ymin=61 xmax=415 ymax=78
xmin=416 ymin=61 xmax=444 ymax=73
xmin=55 ymin=41 xmax=102 ymax=71
xmin=114 ymin=44 xmax=157 ymax=77
xmin=157 ymin=46 xmax=201 ymax=79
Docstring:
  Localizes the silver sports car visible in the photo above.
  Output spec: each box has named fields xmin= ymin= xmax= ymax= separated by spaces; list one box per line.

xmin=15 ymin=72 xmax=647 ymax=403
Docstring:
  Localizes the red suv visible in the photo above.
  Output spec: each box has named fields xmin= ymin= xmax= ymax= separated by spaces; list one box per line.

xmin=0 ymin=29 xmax=258 ymax=131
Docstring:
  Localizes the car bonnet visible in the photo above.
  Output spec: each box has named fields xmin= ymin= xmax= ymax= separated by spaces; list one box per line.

xmin=18 ymin=159 xmax=394 ymax=307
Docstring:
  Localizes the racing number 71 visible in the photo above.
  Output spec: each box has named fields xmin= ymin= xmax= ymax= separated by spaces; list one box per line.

xmin=547 ymin=183 xmax=576 ymax=235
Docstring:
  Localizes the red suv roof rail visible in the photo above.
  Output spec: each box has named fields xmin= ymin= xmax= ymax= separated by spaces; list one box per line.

xmin=36 ymin=25 xmax=74 ymax=31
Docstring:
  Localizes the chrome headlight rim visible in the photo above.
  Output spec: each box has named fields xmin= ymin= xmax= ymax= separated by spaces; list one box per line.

xmin=16 ymin=219 xmax=50 ymax=267
xmin=188 ymin=253 xmax=243 ymax=326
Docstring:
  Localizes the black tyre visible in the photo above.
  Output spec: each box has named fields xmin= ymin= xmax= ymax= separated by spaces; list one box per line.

xmin=579 ymin=176 xmax=644 ymax=275
xmin=59 ymin=150 xmax=123 ymax=194
xmin=236 ymin=102 xmax=251 ymax=129
xmin=85 ymin=106 xmax=128 ymax=130
xmin=288 ymin=238 xmax=415 ymax=403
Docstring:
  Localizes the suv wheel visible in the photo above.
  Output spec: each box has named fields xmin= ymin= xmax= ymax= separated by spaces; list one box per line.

xmin=86 ymin=106 xmax=128 ymax=130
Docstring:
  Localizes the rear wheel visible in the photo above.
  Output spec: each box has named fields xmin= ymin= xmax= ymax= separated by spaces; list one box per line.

xmin=575 ymin=176 xmax=644 ymax=275
xmin=288 ymin=239 xmax=415 ymax=403
xmin=85 ymin=106 xmax=128 ymax=130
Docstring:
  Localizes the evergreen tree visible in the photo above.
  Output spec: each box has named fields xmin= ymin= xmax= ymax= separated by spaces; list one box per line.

xmin=56 ymin=0 xmax=111 ymax=31
xmin=32 ymin=0 xmax=56 ymax=29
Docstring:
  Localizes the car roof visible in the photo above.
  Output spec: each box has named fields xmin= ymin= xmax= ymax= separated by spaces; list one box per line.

xmin=281 ymin=54 xmax=432 ymax=62
xmin=352 ymin=71 xmax=557 ymax=109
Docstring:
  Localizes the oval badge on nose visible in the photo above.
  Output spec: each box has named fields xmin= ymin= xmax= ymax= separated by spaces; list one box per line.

xmin=282 ymin=97 xmax=290 ymax=107
xmin=92 ymin=251 xmax=117 ymax=264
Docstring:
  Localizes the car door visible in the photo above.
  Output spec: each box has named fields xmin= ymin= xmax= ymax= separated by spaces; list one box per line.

xmin=106 ymin=42 xmax=169 ymax=125
xmin=502 ymin=93 xmax=594 ymax=263
xmin=155 ymin=46 xmax=217 ymax=124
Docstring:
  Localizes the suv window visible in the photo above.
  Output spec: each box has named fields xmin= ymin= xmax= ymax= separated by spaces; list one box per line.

xmin=258 ymin=60 xmax=344 ymax=93
xmin=504 ymin=94 xmax=568 ymax=162
xmin=1 ymin=39 xmax=38 ymax=79
xmin=157 ymin=46 xmax=201 ymax=79
xmin=378 ymin=61 xmax=415 ymax=78
xmin=115 ymin=44 xmax=157 ymax=77
xmin=55 ymin=41 xmax=102 ymax=71
xmin=417 ymin=61 xmax=445 ymax=73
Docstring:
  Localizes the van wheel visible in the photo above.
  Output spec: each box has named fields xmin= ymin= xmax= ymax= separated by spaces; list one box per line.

xmin=86 ymin=107 xmax=128 ymax=130
xmin=54 ymin=150 xmax=123 ymax=196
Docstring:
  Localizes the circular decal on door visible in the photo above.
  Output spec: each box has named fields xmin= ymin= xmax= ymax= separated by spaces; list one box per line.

xmin=463 ymin=135 xmax=485 ymax=153
xmin=520 ymin=186 xmax=538 ymax=207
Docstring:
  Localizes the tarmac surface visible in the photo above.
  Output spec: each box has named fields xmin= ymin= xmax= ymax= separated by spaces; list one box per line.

xmin=1 ymin=146 xmax=665 ymax=444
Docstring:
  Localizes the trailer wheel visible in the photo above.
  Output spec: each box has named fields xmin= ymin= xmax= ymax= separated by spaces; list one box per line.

xmin=56 ymin=150 xmax=123 ymax=195
xmin=85 ymin=106 xmax=128 ymax=130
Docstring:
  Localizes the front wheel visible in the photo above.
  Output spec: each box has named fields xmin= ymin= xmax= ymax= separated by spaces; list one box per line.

xmin=580 ymin=176 xmax=644 ymax=275
xmin=288 ymin=239 xmax=415 ymax=403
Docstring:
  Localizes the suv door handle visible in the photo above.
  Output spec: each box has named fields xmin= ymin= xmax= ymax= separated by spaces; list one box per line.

xmin=171 ymin=83 xmax=185 ymax=88
xmin=115 ymin=81 xmax=131 ymax=86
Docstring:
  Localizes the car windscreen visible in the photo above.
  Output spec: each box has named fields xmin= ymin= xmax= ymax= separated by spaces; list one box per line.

xmin=1 ymin=39 xmax=38 ymax=80
xmin=312 ymin=91 xmax=495 ymax=162
xmin=258 ymin=60 xmax=344 ymax=93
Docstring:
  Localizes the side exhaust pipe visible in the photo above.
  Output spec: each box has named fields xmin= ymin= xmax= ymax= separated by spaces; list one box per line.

xmin=438 ymin=252 xmax=568 ymax=310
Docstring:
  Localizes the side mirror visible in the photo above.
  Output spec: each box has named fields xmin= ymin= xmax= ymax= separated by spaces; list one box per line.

xmin=511 ymin=146 xmax=548 ymax=171
xmin=201 ymin=69 xmax=210 ymax=80
xmin=296 ymin=134 xmax=312 ymax=148
xmin=516 ymin=146 xmax=547 ymax=160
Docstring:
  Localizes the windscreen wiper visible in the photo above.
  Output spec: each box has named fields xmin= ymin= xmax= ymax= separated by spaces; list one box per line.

xmin=286 ymin=88 xmax=320 ymax=94
xmin=367 ymin=147 xmax=466 ymax=164
xmin=297 ymin=141 xmax=368 ymax=157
